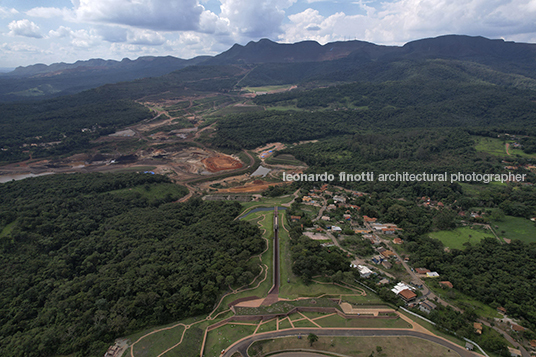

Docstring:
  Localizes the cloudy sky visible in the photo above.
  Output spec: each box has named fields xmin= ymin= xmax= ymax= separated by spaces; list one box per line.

xmin=1 ymin=0 xmax=536 ymax=68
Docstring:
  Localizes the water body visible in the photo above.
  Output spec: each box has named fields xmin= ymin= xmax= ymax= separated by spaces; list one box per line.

xmin=239 ymin=206 xmax=286 ymax=220
xmin=0 ymin=172 xmax=55 ymax=183
xmin=251 ymin=165 xmax=271 ymax=177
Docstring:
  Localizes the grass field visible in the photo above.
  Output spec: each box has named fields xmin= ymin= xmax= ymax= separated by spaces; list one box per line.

xmin=428 ymin=226 xmax=495 ymax=250
xmin=0 ymin=220 xmax=16 ymax=239
xmin=131 ymin=325 xmax=185 ymax=357
xmin=317 ymin=314 xmax=411 ymax=329
xmin=474 ymin=136 xmax=536 ymax=159
xmin=242 ymin=85 xmax=294 ymax=93
xmin=239 ymin=196 xmax=294 ymax=214
xmin=265 ymin=154 xmax=306 ymax=166
xmin=204 ymin=323 xmax=257 ymax=357
xmin=492 ymin=215 xmax=536 ymax=243
xmin=248 ymin=336 xmax=455 ymax=357
xmin=474 ymin=136 xmax=508 ymax=157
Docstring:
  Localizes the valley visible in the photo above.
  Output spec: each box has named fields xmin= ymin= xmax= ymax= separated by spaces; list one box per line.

xmin=2 ymin=35 xmax=536 ymax=357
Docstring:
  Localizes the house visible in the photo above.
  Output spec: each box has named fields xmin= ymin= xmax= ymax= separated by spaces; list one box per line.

xmin=302 ymin=196 xmax=312 ymax=202
xmin=290 ymin=216 xmax=301 ymax=222
xmin=419 ymin=300 xmax=437 ymax=314
xmin=415 ymin=268 xmax=430 ymax=275
xmin=333 ymin=195 xmax=346 ymax=203
xmin=440 ymin=281 xmax=453 ymax=289
xmin=529 ymin=340 xmax=536 ymax=349
xmin=507 ymin=347 xmax=522 ymax=357
xmin=382 ymin=228 xmax=396 ymax=234
xmin=363 ymin=215 xmax=377 ymax=223
xmin=511 ymin=324 xmax=525 ymax=332
xmin=398 ymin=289 xmax=417 ymax=303
xmin=426 ymin=272 xmax=440 ymax=278
xmin=380 ymin=250 xmax=396 ymax=259
xmin=378 ymin=278 xmax=390 ymax=285
xmin=497 ymin=306 xmax=507 ymax=315
xmin=371 ymin=255 xmax=383 ymax=264
xmin=465 ymin=342 xmax=474 ymax=351
xmin=343 ymin=214 xmax=351 ymax=220
xmin=391 ymin=282 xmax=417 ymax=303
xmin=393 ymin=238 xmax=404 ymax=244
xmin=331 ymin=226 xmax=342 ymax=232
xmin=354 ymin=229 xmax=372 ymax=234
xmin=327 ymin=204 xmax=337 ymax=211
xmin=357 ymin=265 xmax=373 ymax=278
xmin=382 ymin=261 xmax=392 ymax=269
xmin=321 ymin=216 xmax=330 ymax=221
xmin=474 ymin=322 xmax=483 ymax=335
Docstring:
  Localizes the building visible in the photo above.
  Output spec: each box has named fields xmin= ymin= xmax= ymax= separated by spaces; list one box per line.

xmin=321 ymin=216 xmax=330 ymax=221
xmin=363 ymin=215 xmax=377 ymax=223
xmin=507 ymin=347 xmax=522 ymax=357
xmin=382 ymin=228 xmax=396 ymax=234
xmin=426 ymin=272 xmax=440 ymax=278
xmin=474 ymin=322 xmax=483 ymax=335
xmin=354 ymin=229 xmax=372 ymax=234
xmin=358 ymin=265 xmax=373 ymax=278
xmin=290 ymin=216 xmax=301 ymax=222
xmin=391 ymin=282 xmax=416 ymax=302
xmin=497 ymin=306 xmax=507 ymax=315
xmin=511 ymin=324 xmax=525 ymax=332
xmin=440 ymin=281 xmax=453 ymax=289
xmin=398 ymin=289 xmax=417 ymax=303
xmin=419 ymin=300 xmax=437 ymax=314
xmin=380 ymin=250 xmax=396 ymax=259
xmin=465 ymin=342 xmax=474 ymax=351
xmin=393 ymin=238 xmax=404 ymax=244
xmin=331 ymin=226 xmax=342 ymax=232
xmin=415 ymin=268 xmax=430 ymax=275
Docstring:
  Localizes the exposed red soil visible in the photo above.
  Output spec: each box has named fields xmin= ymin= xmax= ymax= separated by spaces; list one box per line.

xmin=202 ymin=155 xmax=243 ymax=172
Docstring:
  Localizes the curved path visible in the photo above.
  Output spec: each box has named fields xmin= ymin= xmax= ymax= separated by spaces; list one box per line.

xmin=222 ymin=328 xmax=480 ymax=357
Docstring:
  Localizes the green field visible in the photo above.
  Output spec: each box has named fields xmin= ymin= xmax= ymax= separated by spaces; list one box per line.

xmin=474 ymin=136 xmax=536 ymax=159
xmin=204 ymin=323 xmax=257 ymax=357
xmin=474 ymin=136 xmax=508 ymax=157
xmin=492 ymin=215 xmax=536 ymax=243
xmin=239 ymin=195 xmax=294 ymax=214
xmin=242 ymin=85 xmax=294 ymax=93
xmin=429 ymin=226 xmax=495 ymax=250
xmin=0 ymin=220 xmax=16 ymax=239
xmin=131 ymin=325 xmax=185 ymax=357
xmin=249 ymin=336 xmax=457 ymax=357
xmin=265 ymin=154 xmax=306 ymax=166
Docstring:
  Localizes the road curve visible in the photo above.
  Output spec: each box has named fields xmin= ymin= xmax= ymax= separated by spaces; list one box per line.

xmin=221 ymin=328 xmax=481 ymax=357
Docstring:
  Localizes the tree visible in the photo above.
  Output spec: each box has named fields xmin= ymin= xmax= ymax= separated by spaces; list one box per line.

xmin=307 ymin=333 xmax=319 ymax=346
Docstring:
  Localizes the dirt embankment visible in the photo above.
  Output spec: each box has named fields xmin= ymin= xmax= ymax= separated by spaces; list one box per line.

xmin=202 ymin=155 xmax=243 ymax=172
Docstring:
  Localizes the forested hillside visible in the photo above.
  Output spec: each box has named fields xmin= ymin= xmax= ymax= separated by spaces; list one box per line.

xmin=0 ymin=173 xmax=264 ymax=357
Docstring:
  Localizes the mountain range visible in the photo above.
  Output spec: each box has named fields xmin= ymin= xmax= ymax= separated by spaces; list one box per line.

xmin=1 ymin=34 xmax=536 ymax=102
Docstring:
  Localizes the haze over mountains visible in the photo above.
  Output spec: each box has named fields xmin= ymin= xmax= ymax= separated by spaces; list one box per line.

xmin=1 ymin=34 xmax=536 ymax=102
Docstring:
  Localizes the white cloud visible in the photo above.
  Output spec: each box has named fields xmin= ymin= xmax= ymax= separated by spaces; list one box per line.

xmin=2 ymin=42 xmax=43 ymax=53
xmin=73 ymin=0 xmax=205 ymax=31
xmin=8 ymin=19 xmax=43 ymax=39
xmin=128 ymin=30 xmax=166 ymax=46
xmin=281 ymin=0 xmax=536 ymax=46
xmin=49 ymin=26 xmax=73 ymax=38
xmin=26 ymin=7 xmax=70 ymax=18
xmin=0 ymin=6 xmax=18 ymax=18
xmin=219 ymin=0 xmax=297 ymax=38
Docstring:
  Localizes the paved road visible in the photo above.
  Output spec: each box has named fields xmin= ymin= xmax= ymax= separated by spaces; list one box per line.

xmin=221 ymin=328 xmax=480 ymax=357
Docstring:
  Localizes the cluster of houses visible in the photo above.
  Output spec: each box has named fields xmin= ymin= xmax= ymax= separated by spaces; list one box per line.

xmin=419 ymin=197 xmax=445 ymax=209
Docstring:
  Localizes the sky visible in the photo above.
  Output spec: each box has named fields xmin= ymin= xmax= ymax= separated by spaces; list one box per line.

xmin=1 ymin=0 xmax=536 ymax=68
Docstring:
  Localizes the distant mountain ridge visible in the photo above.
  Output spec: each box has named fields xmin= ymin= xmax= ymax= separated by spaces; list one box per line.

xmin=1 ymin=34 xmax=536 ymax=102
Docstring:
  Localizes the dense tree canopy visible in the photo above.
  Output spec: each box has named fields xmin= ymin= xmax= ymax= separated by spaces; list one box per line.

xmin=0 ymin=173 xmax=264 ymax=356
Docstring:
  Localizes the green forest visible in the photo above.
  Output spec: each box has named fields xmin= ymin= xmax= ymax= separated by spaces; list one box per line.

xmin=0 ymin=173 xmax=264 ymax=357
